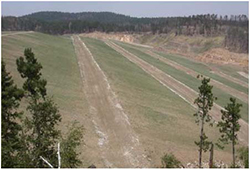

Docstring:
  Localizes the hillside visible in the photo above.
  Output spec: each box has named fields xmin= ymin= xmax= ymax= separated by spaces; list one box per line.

xmin=82 ymin=32 xmax=249 ymax=70
xmin=2 ymin=31 xmax=248 ymax=167
xmin=23 ymin=11 xmax=135 ymax=23
xmin=2 ymin=11 xmax=248 ymax=53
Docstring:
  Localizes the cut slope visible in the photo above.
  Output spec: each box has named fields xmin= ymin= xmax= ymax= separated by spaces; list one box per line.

xmin=113 ymin=41 xmax=249 ymax=122
xmin=144 ymin=50 xmax=248 ymax=103
xmin=82 ymin=37 xmax=234 ymax=165
xmin=106 ymin=40 xmax=248 ymax=145
xmin=72 ymin=35 xmax=149 ymax=167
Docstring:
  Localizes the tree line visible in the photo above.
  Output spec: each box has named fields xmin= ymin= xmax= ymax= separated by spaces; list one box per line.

xmin=2 ymin=12 xmax=249 ymax=53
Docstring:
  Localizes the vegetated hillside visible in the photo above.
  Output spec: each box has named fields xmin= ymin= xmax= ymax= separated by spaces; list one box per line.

xmin=23 ymin=11 xmax=135 ymax=23
xmin=81 ymin=37 xmax=234 ymax=166
xmin=2 ymin=11 xmax=248 ymax=53
xmin=1 ymin=32 xmax=94 ymax=166
xmin=112 ymin=40 xmax=249 ymax=122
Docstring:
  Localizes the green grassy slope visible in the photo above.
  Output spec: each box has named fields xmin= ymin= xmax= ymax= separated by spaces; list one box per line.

xmin=82 ymin=37 xmax=232 ymax=164
xmin=211 ymin=63 xmax=249 ymax=83
xmin=115 ymin=40 xmax=248 ymax=94
xmin=2 ymin=32 xmax=89 ymax=129
xmin=114 ymin=41 xmax=248 ymax=122
xmin=156 ymin=51 xmax=248 ymax=94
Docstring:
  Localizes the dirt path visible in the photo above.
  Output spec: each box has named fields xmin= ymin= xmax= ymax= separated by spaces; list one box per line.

xmin=72 ymin=35 xmax=149 ymax=167
xmin=1 ymin=31 xmax=34 ymax=37
xmin=238 ymin=71 xmax=249 ymax=79
xmin=106 ymin=40 xmax=248 ymax=145
xmin=210 ymin=71 xmax=248 ymax=88
xmin=139 ymin=50 xmax=248 ymax=104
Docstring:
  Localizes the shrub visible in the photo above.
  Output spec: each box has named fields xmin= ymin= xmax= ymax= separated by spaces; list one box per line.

xmin=238 ymin=146 xmax=249 ymax=168
xmin=161 ymin=153 xmax=181 ymax=168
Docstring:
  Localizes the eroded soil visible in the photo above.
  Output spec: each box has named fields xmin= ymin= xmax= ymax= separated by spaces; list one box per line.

xmin=72 ymin=35 xmax=150 ymax=167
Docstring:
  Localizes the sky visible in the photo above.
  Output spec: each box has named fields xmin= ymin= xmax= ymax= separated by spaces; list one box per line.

xmin=1 ymin=1 xmax=249 ymax=18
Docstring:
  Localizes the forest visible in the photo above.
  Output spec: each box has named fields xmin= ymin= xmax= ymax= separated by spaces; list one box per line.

xmin=2 ymin=11 xmax=249 ymax=52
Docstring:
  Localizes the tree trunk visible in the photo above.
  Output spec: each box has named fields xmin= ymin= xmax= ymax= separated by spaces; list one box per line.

xmin=199 ymin=118 xmax=204 ymax=168
xmin=232 ymin=129 xmax=235 ymax=167
xmin=209 ymin=143 xmax=214 ymax=168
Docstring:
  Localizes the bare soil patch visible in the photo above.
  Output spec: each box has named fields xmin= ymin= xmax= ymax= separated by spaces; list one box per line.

xmin=72 ymin=35 xmax=150 ymax=167
xmin=198 ymin=48 xmax=248 ymax=68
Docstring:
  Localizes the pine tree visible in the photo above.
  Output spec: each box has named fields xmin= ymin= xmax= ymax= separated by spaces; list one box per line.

xmin=16 ymin=48 xmax=47 ymax=100
xmin=217 ymin=97 xmax=242 ymax=167
xmin=194 ymin=76 xmax=216 ymax=168
xmin=16 ymin=48 xmax=61 ymax=167
xmin=61 ymin=122 xmax=84 ymax=168
xmin=1 ymin=61 xmax=24 ymax=167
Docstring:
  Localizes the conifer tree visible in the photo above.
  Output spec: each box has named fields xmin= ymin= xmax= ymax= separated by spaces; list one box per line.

xmin=194 ymin=76 xmax=216 ymax=168
xmin=217 ymin=97 xmax=242 ymax=168
xmin=1 ymin=61 xmax=24 ymax=167
xmin=61 ymin=122 xmax=84 ymax=168
xmin=16 ymin=48 xmax=61 ymax=167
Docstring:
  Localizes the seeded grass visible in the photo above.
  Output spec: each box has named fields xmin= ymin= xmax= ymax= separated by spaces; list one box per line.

xmin=212 ymin=63 xmax=248 ymax=83
xmin=2 ymin=32 xmax=88 ymax=125
xmin=114 ymin=41 xmax=248 ymax=122
xmin=156 ymin=51 xmax=248 ymax=94
xmin=114 ymin=40 xmax=248 ymax=94
xmin=82 ymin=37 xmax=232 ymax=163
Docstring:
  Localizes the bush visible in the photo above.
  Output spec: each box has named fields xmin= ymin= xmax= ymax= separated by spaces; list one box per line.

xmin=61 ymin=122 xmax=84 ymax=168
xmin=238 ymin=146 xmax=249 ymax=168
xmin=161 ymin=153 xmax=181 ymax=168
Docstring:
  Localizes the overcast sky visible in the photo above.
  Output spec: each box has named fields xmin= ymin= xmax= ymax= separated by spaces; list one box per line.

xmin=2 ymin=1 xmax=249 ymax=18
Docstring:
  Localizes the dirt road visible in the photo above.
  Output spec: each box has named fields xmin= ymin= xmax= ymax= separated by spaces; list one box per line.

xmin=140 ymin=50 xmax=248 ymax=104
xmin=72 ymin=35 xmax=149 ymax=167
xmin=106 ymin=40 xmax=248 ymax=145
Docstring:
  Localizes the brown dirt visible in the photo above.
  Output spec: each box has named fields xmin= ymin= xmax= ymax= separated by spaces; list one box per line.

xmin=199 ymin=48 xmax=248 ymax=67
xmin=144 ymin=50 xmax=248 ymax=103
xmin=106 ymin=40 xmax=248 ymax=146
xmin=80 ymin=32 xmax=135 ymax=43
xmin=71 ymin=35 xmax=150 ymax=167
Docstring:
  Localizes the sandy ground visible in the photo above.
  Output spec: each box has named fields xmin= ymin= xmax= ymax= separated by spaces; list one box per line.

xmin=144 ymin=50 xmax=248 ymax=104
xmin=71 ymin=35 xmax=150 ymax=167
xmin=106 ymin=40 xmax=248 ymax=146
